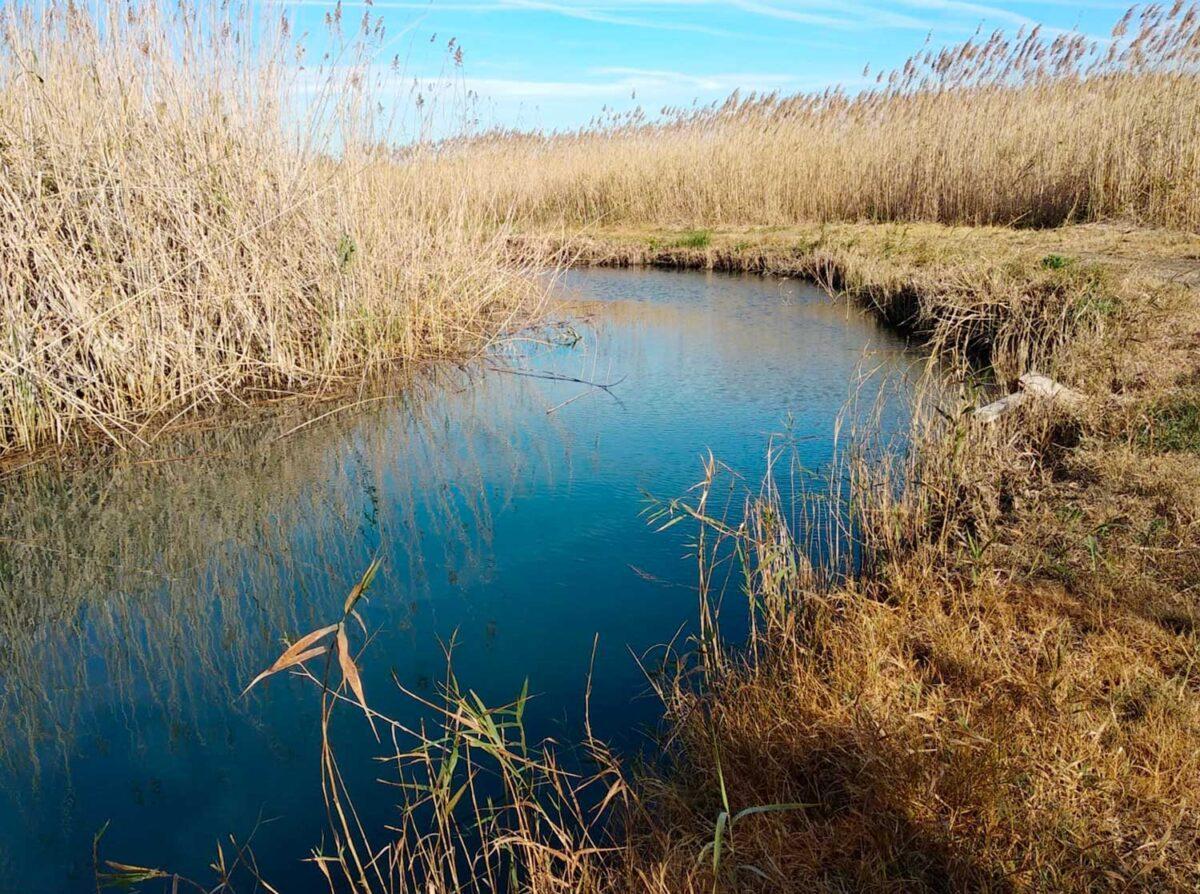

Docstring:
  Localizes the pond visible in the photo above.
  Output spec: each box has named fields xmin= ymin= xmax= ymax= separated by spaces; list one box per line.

xmin=0 ymin=267 xmax=918 ymax=891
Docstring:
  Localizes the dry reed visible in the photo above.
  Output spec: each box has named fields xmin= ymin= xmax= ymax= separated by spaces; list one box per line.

xmin=428 ymin=3 xmax=1200 ymax=231
xmin=0 ymin=0 xmax=545 ymax=457
xmin=616 ymin=237 xmax=1200 ymax=890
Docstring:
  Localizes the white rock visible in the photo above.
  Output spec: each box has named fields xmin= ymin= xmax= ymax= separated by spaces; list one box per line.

xmin=975 ymin=391 xmax=1029 ymax=423
xmin=974 ymin=373 xmax=1085 ymax=422
xmin=1018 ymin=373 xmax=1085 ymax=408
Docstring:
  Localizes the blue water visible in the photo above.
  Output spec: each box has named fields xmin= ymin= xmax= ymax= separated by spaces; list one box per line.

xmin=0 ymin=268 xmax=916 ymax=892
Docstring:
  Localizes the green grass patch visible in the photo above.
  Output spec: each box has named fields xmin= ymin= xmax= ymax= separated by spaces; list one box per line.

xmin=1047 ymin=260 xmax=1120 ymax=322
xmin=1140 ymin=398 xmax=1200 ymax=453
xmin=1076 ymin=294 xmax=1120 ymax=318
xmin=673 ymin=229 xmax=712 ymax=248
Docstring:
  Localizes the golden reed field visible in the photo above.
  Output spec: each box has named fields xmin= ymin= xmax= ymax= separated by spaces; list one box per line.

xmin=0 ymin=0 xmax=544 ymax=458
xmin=436 ymin=2 xmax=1200 ymax=230
xmin=2 ymin=0 xmax=1198 ymax=457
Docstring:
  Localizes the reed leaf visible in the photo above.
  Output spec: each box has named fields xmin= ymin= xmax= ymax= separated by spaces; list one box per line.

xmin=242 ymin=624 xmax=337 ymax=696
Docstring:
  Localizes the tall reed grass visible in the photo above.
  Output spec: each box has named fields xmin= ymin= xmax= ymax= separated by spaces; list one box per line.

xmin=0 ymin=0 xmax=544 ymax=457
xmin=430 ymin=3 xmax=1200 ymax=231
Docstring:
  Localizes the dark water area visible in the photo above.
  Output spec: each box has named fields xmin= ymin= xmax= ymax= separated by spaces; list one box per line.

xmin=0 ymin=268 xmax=919 ymax=892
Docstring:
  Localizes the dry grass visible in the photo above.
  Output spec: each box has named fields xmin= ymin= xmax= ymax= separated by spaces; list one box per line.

xmin=430 ymin=4 xmax=1200 ymax=231
xmin=0 ymin=0 xmax=545 ymax=458
xmin=588 ymin=226 xmax=1200 ymax=891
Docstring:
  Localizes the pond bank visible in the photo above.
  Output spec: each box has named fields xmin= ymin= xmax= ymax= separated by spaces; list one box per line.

xmin=518 ymin=222 xmax=1200 ymax=380
xmin=514 ymin=222 xmax=1200 ymax=890
xmin=55 ymin=220 xmax=1200 ymax=892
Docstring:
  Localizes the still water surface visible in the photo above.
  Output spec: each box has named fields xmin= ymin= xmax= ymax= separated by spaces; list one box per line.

xmin=0 ymin=268 xmax=916 ymax=891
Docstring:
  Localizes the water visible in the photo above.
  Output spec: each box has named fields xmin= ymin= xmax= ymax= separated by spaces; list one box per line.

xmin=0 ymin=268 xmax=917 ymax=892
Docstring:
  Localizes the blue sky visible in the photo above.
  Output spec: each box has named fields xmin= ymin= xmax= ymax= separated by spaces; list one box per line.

xmin=282 ymin=0 xmax=1133 ymax=132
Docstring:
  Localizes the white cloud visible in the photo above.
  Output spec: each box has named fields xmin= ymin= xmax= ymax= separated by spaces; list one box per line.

xmin=282 ymin=0 xmax=744 ymax=38
xmin=280 ymin=0 xmax=1111 ymax=43
xmin=283 ymin=61 xmax=813 ymax=103
xmin=726 ymin=0 xmax=871 ymax=29
xmin=726 ymin=0 xmax=1109 ymax=40
xmin=450 ymin=68 xmax=805 ymax=99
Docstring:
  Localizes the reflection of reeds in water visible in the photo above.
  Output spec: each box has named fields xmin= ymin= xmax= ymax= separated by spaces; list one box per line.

xmin=0 ymin=363 xmax=559 ymax=780
xmin=96 ymin=366 xmax=927 ymax=894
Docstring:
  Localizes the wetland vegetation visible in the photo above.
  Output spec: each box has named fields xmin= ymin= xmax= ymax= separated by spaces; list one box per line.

xmin=0 ymin=0 xmax=545 ymax=458
xmin=3 ymin=0 xmax=1200 ymax=892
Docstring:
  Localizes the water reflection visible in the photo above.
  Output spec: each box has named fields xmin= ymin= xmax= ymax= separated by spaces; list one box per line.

xmin=0 ymin=268 xmax=918 ymax=891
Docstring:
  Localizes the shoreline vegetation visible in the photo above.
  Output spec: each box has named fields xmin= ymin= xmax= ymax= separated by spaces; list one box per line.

xmin=0 ymin=0 xmax=547 ymax=461
xmin=5 ymin=0 xmax=1198 ymax=890
xmin=532 ymin=224 xmax=1200 ymax=890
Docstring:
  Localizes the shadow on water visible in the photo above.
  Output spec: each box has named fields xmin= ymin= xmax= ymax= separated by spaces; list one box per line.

xmin=0 ymin=268 xmax=922 ymax=890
